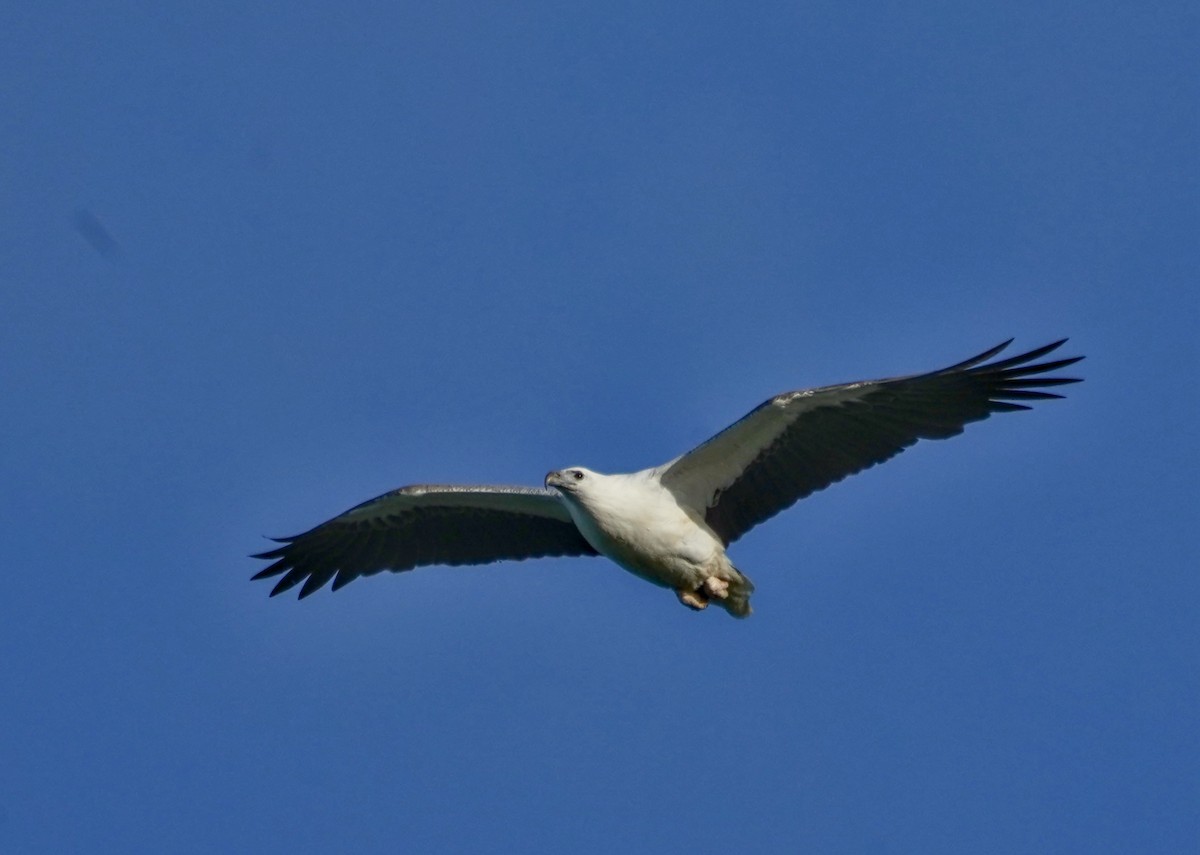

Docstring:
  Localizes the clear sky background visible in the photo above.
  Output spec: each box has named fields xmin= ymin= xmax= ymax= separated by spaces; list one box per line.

xmin=2 ymin=2 xmax=1196 ymax=852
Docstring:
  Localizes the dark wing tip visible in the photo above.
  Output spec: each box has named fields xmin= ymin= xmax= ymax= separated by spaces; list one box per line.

xmin=269 ymin=570 xmax=305 ymax=597
xmin=252 ymin=530 xmax=344 ymax=597
xmin=251 ymin=535 xmax=310 ymax=592
xmin=939 ymin=339 xmax=1014 ymax=373
xmin=251 ymin=535 xmax=297 ymax=560
xmin=298 ymin=568 xmax=338 ymax=599
xmin=250 ymin=564 xmax=283 ymax=581
xmin=960 ymin=338 xmax=1084 ymax=411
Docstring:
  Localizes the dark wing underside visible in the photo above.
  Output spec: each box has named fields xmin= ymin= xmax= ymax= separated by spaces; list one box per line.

xmin=252 ymin=484 xmax=598 ymax=598
xmin=660 ymin=339 xmax=1083 ymax=546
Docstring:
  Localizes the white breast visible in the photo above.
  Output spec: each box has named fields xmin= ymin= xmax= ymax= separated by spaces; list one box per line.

xmin=562 ymin=471 xmax=725 ymax=588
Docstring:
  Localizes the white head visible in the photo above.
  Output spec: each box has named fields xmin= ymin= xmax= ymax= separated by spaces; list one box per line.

xmin=544 ymin=466 xmax=600 ymax=499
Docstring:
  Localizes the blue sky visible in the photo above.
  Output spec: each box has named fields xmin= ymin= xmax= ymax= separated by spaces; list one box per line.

xmin=2 ymin=2 xmax=1196 ymax=852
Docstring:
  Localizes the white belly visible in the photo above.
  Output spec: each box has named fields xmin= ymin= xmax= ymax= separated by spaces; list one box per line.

xmin=563 ymin=478 xmax=727 ymax=589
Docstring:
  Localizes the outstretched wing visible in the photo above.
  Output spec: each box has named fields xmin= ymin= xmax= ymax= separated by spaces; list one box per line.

xmin=658 ymin=339 xmax=1083 ymax=545
xmin=252 ymin=484 xmax=598 ymax=598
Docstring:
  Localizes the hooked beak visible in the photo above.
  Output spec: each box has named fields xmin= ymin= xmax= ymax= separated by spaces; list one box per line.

xmin=544 ymin=470 xmax=562 ymax=489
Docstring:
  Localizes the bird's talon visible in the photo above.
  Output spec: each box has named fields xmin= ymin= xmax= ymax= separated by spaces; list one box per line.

xmin=703 ymin=576 xmax=730 ymax=599
xmin=677 ymin=589 xmax=709 ymax=610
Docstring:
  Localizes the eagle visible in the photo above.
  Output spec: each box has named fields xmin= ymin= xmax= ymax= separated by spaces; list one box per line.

xmin=252 ymin=339 xmax=1082 ymax=617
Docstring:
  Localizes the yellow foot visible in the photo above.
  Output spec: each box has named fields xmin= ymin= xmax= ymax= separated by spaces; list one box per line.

xmin=676 ymin=589 xmax=709 ymax=610
xmin=702 ymin=576 xmax=730 ymax=599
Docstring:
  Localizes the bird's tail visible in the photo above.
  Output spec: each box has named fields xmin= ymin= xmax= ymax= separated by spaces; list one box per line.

xmin=721 ymin=567 xmax=755 ymax=619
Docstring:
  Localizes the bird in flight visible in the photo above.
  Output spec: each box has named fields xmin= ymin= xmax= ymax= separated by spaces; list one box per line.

xmin=253 ymin=339 xmax=1082 ymax=617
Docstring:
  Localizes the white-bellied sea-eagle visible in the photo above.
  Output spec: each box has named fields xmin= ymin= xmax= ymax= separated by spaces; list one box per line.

xmin=253 ymin=339 xmax=1082 ymax=617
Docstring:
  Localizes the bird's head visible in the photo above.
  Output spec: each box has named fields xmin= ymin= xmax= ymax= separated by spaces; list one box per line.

xmin=545 ymin=467 xmax=595 ymax=495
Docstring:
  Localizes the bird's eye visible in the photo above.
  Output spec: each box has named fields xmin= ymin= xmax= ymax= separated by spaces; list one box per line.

xmin=572 ymin=470 xmax=584 ymax=480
